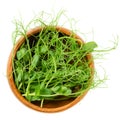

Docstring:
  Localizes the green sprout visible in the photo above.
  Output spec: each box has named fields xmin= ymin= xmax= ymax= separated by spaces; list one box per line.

xmin=11 ymin=11 xmax=118 ymax=107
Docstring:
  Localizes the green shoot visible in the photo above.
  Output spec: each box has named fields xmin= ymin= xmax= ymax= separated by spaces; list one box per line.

xmin=11 ymin=11 xmax=118 ymax=107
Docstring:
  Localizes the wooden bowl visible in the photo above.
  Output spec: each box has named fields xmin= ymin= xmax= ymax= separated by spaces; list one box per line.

xmin=7 ymin=26 xmax=94 ymax=113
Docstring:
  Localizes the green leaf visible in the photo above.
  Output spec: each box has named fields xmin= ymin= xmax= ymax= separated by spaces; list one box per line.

xmin=40 ymin=45 xmax=48 ymax=54
xmin=16 ymin=47 xmax=30 ymax=62
xmin=35 ymin=84 xmax=52 ymax=97
xmin=59 ymin=86 xmax=72 ymax=95
xmin=25 ymin=95 xmax=42 ymax=101
xmin=35 ymin=84 xmax=41 ymax=96
xmin=51 ymin=86 xmax=60 ymax=92
xmin=82 ymin=41 xmax=98 ymax=52
xmin=40 ymin=88 xmax=53 ymax=96
xmin=16 ymin=48 xmax=27 ymax=60
xmin=40 ymin=82 xmax=45 ymax=89
xmin=30 ymin=54 xmax=39 ymax=70
xmin=52 ymin=85 xmax=72 ymax=95
xmin=30 ymin=96 xmax=42 ymax=101
xmin=16 ymin=68 xmax=23 ymax=82
xmin=23 ymin=72 xmax=29 ymax=81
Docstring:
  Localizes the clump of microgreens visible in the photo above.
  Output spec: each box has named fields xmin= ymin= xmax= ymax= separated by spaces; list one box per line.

xmin=12 ymin=11 xmax=118 ymax=107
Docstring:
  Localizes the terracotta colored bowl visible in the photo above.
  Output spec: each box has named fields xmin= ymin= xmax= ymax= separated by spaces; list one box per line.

xmin=7 ymin=26 xmax=94 ymax=113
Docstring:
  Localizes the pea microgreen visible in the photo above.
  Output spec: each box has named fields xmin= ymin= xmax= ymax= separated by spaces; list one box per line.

xmin=11 ymin=11 xmax=118 ymax=107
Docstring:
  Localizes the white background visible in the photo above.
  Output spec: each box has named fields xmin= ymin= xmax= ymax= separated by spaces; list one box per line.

xmin=0 ymin=0 xmax=120 ymax=120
